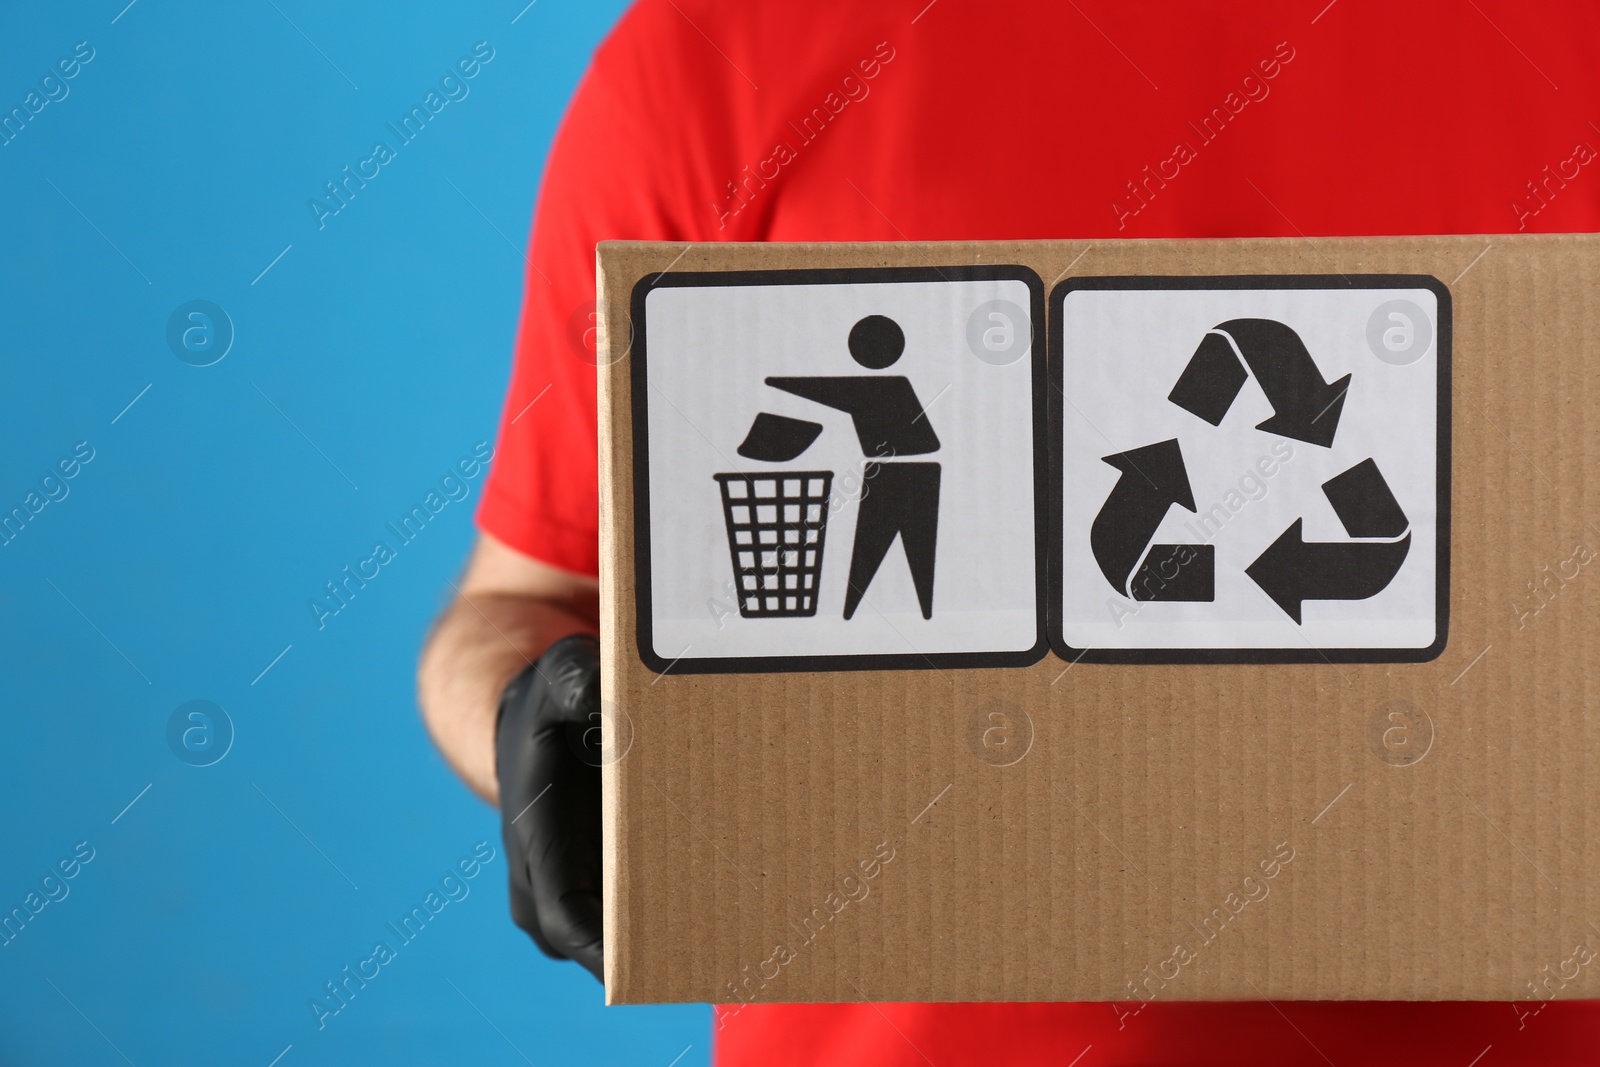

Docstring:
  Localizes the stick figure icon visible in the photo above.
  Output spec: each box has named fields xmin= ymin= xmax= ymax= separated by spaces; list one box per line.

xmin=766 ymin=315 xmax=942 ymax=620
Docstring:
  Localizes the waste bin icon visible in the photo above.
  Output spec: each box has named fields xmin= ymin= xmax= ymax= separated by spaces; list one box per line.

xmin=714 ymin=471 xmax=833 ymax=618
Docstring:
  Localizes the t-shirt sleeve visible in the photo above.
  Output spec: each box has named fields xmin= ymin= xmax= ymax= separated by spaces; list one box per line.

xmin=476 ymin=2 xmax=720 ymax=576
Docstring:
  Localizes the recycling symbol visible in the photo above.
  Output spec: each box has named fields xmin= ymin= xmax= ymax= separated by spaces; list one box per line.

xmin=1089 ymin=317 xmax=1410 ymax=622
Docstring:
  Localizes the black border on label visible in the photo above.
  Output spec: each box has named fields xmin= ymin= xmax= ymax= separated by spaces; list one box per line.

xmin=630 ymin=265 xmax=1051 ymax=675
xmin=1046 ymin=274 xmax=1452 ymax=665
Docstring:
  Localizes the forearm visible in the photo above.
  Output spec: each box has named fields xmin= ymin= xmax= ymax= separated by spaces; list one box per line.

xmin=418 ymin=587 xmax=595 ymax=805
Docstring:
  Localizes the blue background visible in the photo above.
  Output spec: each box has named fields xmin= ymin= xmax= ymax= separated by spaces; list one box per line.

xmin=0 ymin=1 xmax=709 ymax=1064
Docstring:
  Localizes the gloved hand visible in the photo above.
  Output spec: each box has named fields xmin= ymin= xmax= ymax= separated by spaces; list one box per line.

xmin=495 ymin=634 xmax=604 ymax=982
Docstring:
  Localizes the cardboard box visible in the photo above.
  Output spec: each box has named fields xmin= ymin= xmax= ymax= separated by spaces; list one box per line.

xmin=598 ymin=235 xmax=1599 ymax=1006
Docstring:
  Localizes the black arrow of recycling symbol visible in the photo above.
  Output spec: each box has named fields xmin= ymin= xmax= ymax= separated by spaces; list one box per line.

xmin=1091 ymin=439 xmax=1214 ymax=601
xmin=1246 ymin=459 xmax=1411 ymax=623
xmin=1169 ymin=318 xmax=1352 ymax=448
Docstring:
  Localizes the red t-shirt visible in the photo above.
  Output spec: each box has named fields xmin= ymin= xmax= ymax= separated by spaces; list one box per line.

xmin=479 ymin=1 xmax=1600 ymax=1063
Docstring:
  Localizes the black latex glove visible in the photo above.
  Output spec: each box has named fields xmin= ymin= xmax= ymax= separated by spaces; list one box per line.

xmin=495 ymin=634 xmax=604 ymax=982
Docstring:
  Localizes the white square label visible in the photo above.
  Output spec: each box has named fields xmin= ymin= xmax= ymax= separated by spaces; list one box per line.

xmin=633 ymin=267 xmax=1049 ymax=673
xmin=1051 ymin=277 xmax=1449 ymax=662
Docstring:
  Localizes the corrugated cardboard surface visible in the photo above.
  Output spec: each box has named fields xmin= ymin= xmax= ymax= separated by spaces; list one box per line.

xmin=598 ymin=236 xmax=1599 ymax=1005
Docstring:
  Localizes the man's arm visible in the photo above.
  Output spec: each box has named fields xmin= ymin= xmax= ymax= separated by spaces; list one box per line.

xmin=765 ymin=375 xmax=865 ymax=413
xmin=417 ymin=532 xmax=599 ymax=804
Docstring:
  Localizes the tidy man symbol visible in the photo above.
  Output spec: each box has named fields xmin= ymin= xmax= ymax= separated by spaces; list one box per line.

xmin=760 ymin=315 xmax=943 ymax=620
